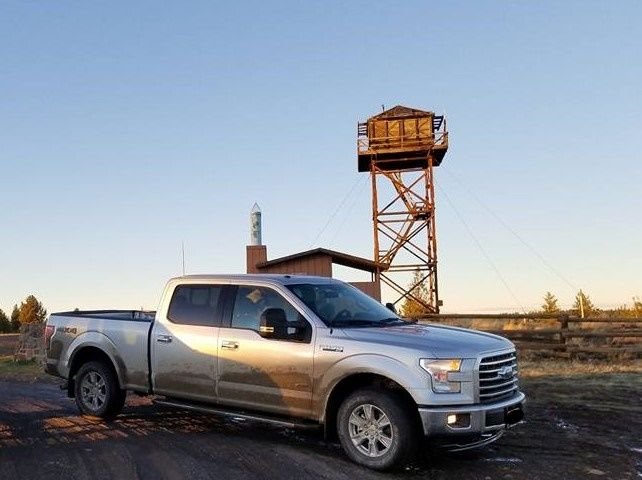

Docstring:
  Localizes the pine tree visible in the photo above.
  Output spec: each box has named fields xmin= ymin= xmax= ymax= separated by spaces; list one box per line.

xmin=18 ymin=295 xmax=47 ymax=325
xmin=0 ymin=309 xmax=10 ymax=333
xmin=400 ymin=269 xmax=432 ymax=317
xmin=10 ymin=305 xmax=20 ymax=332
xmin=573 ymin=290 xmax=594 ymax=318
xmin=541 ymin=292 xmax=560 ymax=314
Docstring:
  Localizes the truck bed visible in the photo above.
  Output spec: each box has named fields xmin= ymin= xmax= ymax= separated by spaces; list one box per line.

xmin=47 ymin=310 xmax=156 ymax=392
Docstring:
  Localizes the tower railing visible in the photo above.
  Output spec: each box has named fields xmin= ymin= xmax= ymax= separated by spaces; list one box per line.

xmin=357 ymin=131 xmax=448 ymax=154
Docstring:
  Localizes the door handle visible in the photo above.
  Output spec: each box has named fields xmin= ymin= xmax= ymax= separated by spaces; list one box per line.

xmin=221 ymin=340 xmax=239 ymax=350
xmin=156 ymin=334 xmax=173 ymax=343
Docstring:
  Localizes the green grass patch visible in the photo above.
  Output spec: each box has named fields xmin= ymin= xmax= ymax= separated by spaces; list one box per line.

xmin=0 ymin=356 xmax=50 ymax=382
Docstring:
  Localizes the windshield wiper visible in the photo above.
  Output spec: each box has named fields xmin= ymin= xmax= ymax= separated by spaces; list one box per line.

xmin=331 ymin=318 xmax=411 ymax=328
xmin=330 ymin=319 xmax=382 ymax=328
xmin=379 ymin=317 xmax=413 ymax=326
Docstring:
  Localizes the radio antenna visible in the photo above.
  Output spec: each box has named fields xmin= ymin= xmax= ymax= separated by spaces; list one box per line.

xmin=181 ymin=241 xmax=186 ymax=275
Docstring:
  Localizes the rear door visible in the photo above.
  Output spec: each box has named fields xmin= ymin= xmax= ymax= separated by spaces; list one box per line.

xmin=151 ymin=284 xmax=225 ymax=402
xmin=217 ymin=284 xmax=315 ymax=417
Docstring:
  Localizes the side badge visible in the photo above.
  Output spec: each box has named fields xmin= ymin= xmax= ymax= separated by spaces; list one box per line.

xmin=321 ymin=345 xmax=344 ymax=353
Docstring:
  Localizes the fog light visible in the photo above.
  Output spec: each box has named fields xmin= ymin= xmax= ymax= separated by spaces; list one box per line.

xmin=446 ymin=413 xmax=470 ymax=429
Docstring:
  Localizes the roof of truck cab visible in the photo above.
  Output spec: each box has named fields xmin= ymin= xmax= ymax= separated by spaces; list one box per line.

xmin=170 ymin=274 xmax=342 ymax=285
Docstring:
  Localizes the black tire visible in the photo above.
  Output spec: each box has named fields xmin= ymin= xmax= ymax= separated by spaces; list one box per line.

xmin=336 ymin=388 xmax=417 ymax=470
xmin=74 ymin=361 xmax=126 ymax=418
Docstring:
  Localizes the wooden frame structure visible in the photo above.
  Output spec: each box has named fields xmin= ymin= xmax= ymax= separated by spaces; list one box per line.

xmin=358 ymin=106 xmax=448 ymax=313
xmin=418 ymin=314 xmax=642 ymax=357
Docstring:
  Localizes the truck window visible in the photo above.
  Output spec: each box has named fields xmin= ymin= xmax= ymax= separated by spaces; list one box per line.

xmin=167 ymin=285 xmax=222 ymax=326
xmin=231 ymin=285 xmax=310 ymax=341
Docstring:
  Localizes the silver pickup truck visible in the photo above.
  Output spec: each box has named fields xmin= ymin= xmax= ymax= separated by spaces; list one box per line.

xmin=45 ymin=274 xmax=524 ymax=470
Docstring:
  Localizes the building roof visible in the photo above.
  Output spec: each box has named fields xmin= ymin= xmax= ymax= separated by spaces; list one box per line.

xmin=257 ymin=248 xmax=383 ymax=273
xmin=370 ymin=105 xmax=433 ymax=120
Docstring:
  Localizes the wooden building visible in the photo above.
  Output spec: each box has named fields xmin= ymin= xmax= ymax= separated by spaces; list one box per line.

xmin=357 ymin=105 xmax=448 ymax=172
xmin=246 ymin=245 xmax=382 ymax=300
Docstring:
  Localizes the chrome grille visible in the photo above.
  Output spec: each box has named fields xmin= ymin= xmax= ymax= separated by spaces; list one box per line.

xmin=478 ymin=351 xmax=518 ymax=403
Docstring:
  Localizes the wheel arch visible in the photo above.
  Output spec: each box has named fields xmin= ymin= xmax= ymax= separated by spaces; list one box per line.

xmin=323 ymin=372 xmax=420 ymax=441
xmin=67 ymin=345 xmax=122 ymax=398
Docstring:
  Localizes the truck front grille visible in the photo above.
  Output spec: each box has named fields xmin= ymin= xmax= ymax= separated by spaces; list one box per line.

xmin=478 ymin=351 xmax=518 ymax=404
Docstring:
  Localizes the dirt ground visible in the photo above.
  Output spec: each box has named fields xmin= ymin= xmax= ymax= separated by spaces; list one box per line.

xmin=0 ymin=367 xmax=640 ymax=480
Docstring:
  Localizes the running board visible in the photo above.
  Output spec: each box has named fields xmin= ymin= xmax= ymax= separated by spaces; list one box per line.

xmin=153 ymin=398 xmax=320 ymax=430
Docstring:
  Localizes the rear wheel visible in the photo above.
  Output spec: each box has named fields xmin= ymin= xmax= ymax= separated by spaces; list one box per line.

xmin=337 ymin=389 xmax=417 ymax=470
xmin=74 ymin=361 xmax=126 ymax=418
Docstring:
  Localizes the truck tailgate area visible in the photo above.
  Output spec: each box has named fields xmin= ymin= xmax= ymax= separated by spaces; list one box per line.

xmin=47 ymin=310 xmax=155 ymax=391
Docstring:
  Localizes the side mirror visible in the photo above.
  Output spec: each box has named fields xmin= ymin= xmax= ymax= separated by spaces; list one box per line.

xmin=259 ymin=308 xmax=288 ymax=339
xmin=385 ymin=302 xmax=397 ymax=314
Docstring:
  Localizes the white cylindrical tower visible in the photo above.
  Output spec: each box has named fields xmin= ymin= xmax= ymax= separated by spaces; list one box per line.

xmin=250 ymin=203 xmax=262 ymax=246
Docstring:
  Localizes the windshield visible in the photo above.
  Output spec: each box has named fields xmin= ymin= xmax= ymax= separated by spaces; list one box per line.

xmin=286 ymin=282 xmax=408 ymax=328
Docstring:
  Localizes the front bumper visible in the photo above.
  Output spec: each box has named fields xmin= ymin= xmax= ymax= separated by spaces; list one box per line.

xmin=418 ymin=391 xmax=525 ymax=449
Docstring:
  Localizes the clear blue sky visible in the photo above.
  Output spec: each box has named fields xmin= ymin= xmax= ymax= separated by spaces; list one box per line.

xmin=1 ymin=1 xmax=640 ymax=314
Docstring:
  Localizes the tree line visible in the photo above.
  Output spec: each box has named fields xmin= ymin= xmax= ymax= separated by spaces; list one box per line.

xmin=0 ymin=295 xmax=47 ymax=333
xmin=540 ymin=291 xmax=642 ymax=318
xmin=399 ymin=268 xmax=642 ymax=318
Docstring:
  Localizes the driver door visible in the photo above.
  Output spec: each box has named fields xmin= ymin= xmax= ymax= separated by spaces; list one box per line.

xmin=217 ymin=285 xmax=314 ymax=417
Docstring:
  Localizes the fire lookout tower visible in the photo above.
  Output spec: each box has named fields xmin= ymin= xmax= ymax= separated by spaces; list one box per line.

xmin=357 ymin=105 xmax=448 ymax=313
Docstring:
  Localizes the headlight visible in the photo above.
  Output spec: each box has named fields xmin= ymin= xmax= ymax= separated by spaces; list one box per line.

xmin=420 ymin=358 xmax=462 ymax=393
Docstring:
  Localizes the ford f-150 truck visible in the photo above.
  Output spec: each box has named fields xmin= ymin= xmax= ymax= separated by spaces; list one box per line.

xmin=45 ymin=274 xmax=524 ymax=470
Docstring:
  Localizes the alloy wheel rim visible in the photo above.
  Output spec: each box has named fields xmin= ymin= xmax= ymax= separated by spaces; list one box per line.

xmin=348 ymin=403 xmax=393 ymax=457
xmin=80 ymin=371 xmax=107 ymax=411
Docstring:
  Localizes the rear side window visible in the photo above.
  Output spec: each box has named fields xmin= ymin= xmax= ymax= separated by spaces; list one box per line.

xmin=167 ymin=285 xmax=223 ymax=326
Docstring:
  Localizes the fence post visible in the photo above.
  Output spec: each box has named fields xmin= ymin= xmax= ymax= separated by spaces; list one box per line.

xmin=559 ymin=314 xmax=569 ymax=355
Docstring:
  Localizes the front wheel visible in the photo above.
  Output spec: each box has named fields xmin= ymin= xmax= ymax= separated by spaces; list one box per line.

xmin=74 ymin=361 xmax=126 ymax=418
xmin=336 ymin=389 xmax=417 ymax=470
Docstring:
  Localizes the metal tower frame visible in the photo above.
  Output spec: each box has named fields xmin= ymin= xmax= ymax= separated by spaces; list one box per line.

xmin=371 ymin=159 xmax=439 ymax=312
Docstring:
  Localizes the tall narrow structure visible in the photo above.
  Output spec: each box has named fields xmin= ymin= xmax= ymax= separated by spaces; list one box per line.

xmin=246 ymin=203 xmax=267 ymax=274
xmin=250 ymin=202 xmax=262 ymax=246
xmin=357 ymin=105 xmax=448 ymax=313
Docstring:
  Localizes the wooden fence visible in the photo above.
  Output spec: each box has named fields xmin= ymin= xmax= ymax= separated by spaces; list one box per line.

xmin=417 ymin=314 xmax=642 ymax=358
xmin=0 ymin=334 xmax=20 ymax=357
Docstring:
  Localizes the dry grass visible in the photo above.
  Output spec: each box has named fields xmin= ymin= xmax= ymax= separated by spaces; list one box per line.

xmin=0 ymin=356 xmax=49 ymax=382
xmin=519 ymin=357 xmax=642 ymax=378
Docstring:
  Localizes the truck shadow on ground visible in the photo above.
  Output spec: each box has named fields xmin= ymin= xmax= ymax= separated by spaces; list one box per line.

xmin=0 ymin=393 xmax=258 ymax=449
